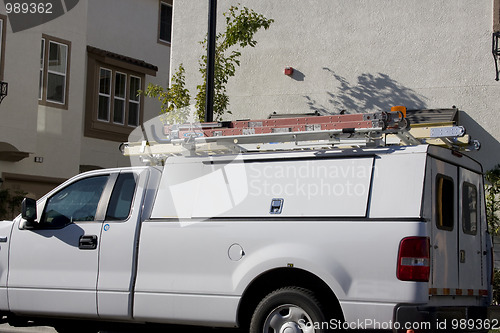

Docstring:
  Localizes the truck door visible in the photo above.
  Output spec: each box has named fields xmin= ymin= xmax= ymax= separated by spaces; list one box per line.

xmin=96 ymin=170 xmax=145 ymax=319
xmin=8 ymin=174 xmax=115 ymax=317
xmin=458 ymin=168 xmax=485 ymax=292
xmin=430 ymin=159 xmax=459 ymax=291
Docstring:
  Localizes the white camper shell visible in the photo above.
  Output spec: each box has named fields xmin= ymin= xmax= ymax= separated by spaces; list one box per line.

xmin=0 ymin=110 xmax=494 ymax=333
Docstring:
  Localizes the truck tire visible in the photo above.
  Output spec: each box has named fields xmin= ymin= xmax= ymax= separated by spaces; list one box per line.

xmin=249 ymin=286 xmax=328 ymax=333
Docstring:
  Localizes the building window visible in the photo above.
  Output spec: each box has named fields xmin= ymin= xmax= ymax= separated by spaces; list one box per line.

xmin=0 ymin=15 xmax=6 ymax=81
xmin=158 ymin=0 xmax=173 ymax=44
xmin=128 ymin=76 xmax=141 ymax=126
xmin=113 ymin=72 xmax=126 ymax=124
xmin=92 ymin=65 xmax=143 ymax=137
xmin=96 ymin=67 xmax=142 ymax=127
xmin=85 ymin=46 xmax=157 ymax=142
xmin=39 ymin=34 xmax=71 ymax=109
xmin=39 ymin=39 xmax=45 ymax=100
xmin=98 ymin=68 xmax=112 ymax=122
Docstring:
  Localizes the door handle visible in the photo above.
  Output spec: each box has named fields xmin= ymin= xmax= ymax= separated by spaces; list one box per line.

xmin=460 ymin=250 xmax=466 ymax=263
xmin=79 ymin=235 xmax=98 ymax=250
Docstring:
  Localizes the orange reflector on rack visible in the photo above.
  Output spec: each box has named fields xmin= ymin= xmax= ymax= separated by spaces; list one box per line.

xmin=391 ymin=105 xmax=407 ymax=118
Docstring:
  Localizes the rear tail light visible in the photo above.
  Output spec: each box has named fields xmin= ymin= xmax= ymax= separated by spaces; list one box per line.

xmin=397 ymin=237 xmax=430 ymax=282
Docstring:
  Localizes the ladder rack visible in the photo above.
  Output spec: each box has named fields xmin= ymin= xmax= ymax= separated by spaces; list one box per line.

xmin=121 ymin=109 xmax=479 ymax=165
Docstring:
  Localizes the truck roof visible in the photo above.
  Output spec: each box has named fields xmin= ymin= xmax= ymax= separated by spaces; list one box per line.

xmin=164 ymin=144 xmax=482 ymax=174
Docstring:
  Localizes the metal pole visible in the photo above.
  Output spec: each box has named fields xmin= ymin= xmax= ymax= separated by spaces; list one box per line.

xmin=205 ymin=0 xmax=217 ymax=122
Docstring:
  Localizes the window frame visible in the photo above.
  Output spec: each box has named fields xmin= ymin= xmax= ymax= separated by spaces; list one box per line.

xmin=39 ymin=39 xmax=45 ymax=99
xmin=113 ymin=71 xmax=127 ymax=125
xmin=85 ymin=51 xmax=147 ymax=142
xmin=98 ymin=67 xmax=112 ymax=122
xmin=436 ymin=173 xmax=455 ymax=231
xmin=39 ymin=34 xmax=71 ymax=109
xmin=127 ymin=75 xmax=141 ymax=127
xmin=158 ymin=0 xmax=173 ymax=45
xmin=462 ymin=181 xmax=478 ymax=235
xmin=105 ymin=173 xmax=138 ymax=222
xmin=0 ymin=14 xmax=7 ymax=81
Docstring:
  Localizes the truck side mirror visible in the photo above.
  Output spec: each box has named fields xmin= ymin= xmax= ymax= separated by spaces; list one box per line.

xmin=21 ymin=198 xmax=37 ymax=222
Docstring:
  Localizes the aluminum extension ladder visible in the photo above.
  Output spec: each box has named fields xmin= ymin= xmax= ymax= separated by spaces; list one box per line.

xmin=121 ymin=107 xmax=479 ymax=165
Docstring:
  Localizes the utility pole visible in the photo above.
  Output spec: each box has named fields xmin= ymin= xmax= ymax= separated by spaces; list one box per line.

xmin=205 ymin=0 xmax=217 ymax=123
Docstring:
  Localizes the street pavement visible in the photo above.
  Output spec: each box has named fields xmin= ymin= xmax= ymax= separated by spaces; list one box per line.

xmin=0 ymin=323 xmax=55 ymax=333
xmin=0 ymin=322 xmax=242 ymax=333
xmin=0 ymin=316 xmax=245 ymax=333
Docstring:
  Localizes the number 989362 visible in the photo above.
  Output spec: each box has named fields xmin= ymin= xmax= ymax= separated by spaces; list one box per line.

xmin=5 ymin=2 xmax=53 ymax=14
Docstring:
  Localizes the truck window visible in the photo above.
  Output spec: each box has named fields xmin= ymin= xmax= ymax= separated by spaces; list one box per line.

xmin=462 ymin=182 xmax=478 ymax=235
xmin=41 ymin=176 xmax=109 ymax=228
xmin=436 ymin=174 xmax=454 ymax=231
xmin=105 ymin=173 xmax=137 ymax=221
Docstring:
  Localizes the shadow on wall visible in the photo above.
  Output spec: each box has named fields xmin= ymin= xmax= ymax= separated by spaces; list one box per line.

xmin=302 ymin=68 xmax=500 ymax=168
xmin=460 ymin=111 xmax=500 ymax=171
xmin=305 ymin=68 xmax=428 ymax=114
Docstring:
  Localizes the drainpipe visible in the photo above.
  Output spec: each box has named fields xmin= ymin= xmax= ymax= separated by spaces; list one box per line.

xmin=205 ymin=0 xmax=217 ymax=123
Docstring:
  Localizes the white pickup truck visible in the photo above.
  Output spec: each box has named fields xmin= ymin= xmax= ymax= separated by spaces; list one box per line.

xmin=0 ymin=115 xmax=494 ymax=332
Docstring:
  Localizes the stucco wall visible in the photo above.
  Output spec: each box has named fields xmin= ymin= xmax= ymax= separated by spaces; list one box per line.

xmin=170 ymin=0 xmax=500 ymax=170
xmin=81 ymin=0 xmax=170 ymax=170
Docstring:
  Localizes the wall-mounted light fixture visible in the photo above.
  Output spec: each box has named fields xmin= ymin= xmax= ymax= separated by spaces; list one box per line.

xmin=0 ymin=81 xmax=7 ymax=103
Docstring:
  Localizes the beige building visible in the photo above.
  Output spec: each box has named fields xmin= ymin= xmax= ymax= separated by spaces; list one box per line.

xmin=0 ymin=0 xmax=172 ymax=216
xmin=2 ymin=0 xmax=500 ymax=218
xmin=170 ymin=0 xmax=500 ymax=171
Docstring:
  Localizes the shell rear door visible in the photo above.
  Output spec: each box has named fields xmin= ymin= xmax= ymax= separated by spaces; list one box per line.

xmin=430 ymin=158 xmax=487 ymax=297
xmin=430 ymin=159 xmax=459 ymax=292
xmin=458 ymin=168 xmax=486 ymax=293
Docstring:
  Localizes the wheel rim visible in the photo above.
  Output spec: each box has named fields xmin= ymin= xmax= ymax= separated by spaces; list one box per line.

xmin=263 ymin=304 xmax=317 ymax=333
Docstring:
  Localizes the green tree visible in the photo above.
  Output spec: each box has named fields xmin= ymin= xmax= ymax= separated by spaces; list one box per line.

xmin=486 ymin=164 xmax=500 ymax=235
xmin=0 ymin=189 xmax=8 ymax=219
xmin=141 ymin=64 xmax=191 ymax=125
xmin=0 ymin=188 xmax=27 ymax=220
xmin=143 ymin=5 xmax=273 ymax=123
xmin=486 ymin=165 xmax=500 ymax=306
xmin=494 ymin=268 xmax=500 ymax=304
